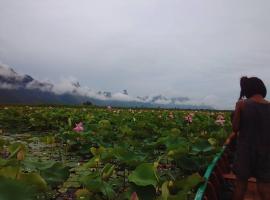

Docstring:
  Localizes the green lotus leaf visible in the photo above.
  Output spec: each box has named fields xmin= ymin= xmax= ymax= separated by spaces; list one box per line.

xmin=167 ymin=144 xmax=189 ymax=158
xmin=22 ymin=158 xmax=55 ymax=171
xmin=90 ymin=146 xmax=106 ymax=156
xmin=81 ymin=157 xmax=99 ymax=169
xmin=174 ymin=173 xmax=204 ymax=191
xmin=113 ymin=147 xmax=145 ymax=166
xmin=90 ymin=146 xmax=114 ymax=162
xmin=0 ymin=166 xmax=19 ymax=179
xmin=40 ymin=162 xmax=70 ymax=187
xmin=128 ymin=163 xmax=158 ymax=187
xmin=80 ymin=173 xmax=103 ymax=192
xmin=0 ymin=138 xmax=6 ymax=150
xmin=167 ymin=190 xmax=187 ymax=200
xmin=0 ymin=177 xmax=36 ymax=200
xmin=98 ymin=120 xmax=111 ymax=130
xmin=157 ymin=136 xmax=189 ymax=151
xmin=119 ymin=125 xmax=133 ymax=135
xmin=192 ymin=139 xmax=213 ymax=153
xmin=171 ymin=128 xmax=181 ymax=135
xmin=19 ymin=172 xmax=47 ymax=191
xmin=177 ymin=156 xmax=200 ymax=171
xmin=0 ymin=158 xmax=8 ymax=167
xmin=100 ymin=182 xmax=116 ymax=200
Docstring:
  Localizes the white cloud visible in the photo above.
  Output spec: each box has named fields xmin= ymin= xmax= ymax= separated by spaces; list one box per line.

xmin=0 ymin=63 xmax=23 ymax=81
xmin=111 ymin=92 xmax=138 ymax=102
xmin=0 ymin=82 xmax=17 ymax=89
xmin=51 ymin=77 xmax=79 ymax=95
xmin=154 ymin=99 xmax=171 ymax=105
xmin=25 ymin=80 xmax=53 ymax=92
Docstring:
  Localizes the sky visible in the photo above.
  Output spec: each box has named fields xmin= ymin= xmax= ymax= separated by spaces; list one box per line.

xmin=1 ymin=0 xmax=270 ymax=109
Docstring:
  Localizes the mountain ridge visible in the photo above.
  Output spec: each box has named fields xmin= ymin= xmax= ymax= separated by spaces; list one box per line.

xmin=0 ymin=64 xmax=213 ymax=109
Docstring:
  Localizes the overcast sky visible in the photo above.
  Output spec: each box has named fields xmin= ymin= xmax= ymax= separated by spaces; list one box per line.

xmin=1 ymin=0 xmax=270 ymax=109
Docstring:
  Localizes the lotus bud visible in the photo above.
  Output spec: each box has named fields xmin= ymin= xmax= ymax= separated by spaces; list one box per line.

xmin=17 ymin=150 xmax=25 ymax=161
xmin=75 ymin=189 xmax=91 ymax=200
xmin=154 ymin=161 xmax=159 ymax=168
xmin=130 ymin=192 xmax=139 ymax=200
xmin=168 ymin=180 xmax=174 ymax=187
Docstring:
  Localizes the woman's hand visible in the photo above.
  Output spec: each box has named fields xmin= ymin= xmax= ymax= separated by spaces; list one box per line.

xmin=224 ymin=132 xmax=237 ymax=146
xmin=224 ymin=138 xmax=231 ymax=146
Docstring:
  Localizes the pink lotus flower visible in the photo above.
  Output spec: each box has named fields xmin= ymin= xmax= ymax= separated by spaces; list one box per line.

xmin=169 ymin=112 xmax=174 ymax=119
xmin=215 ymin=115 xmax=225 ymax=126
xmin=216 ymin=114 xmax=224 ymax=120
xmin=73 ymin=122 xmax=84 ymax=132
xmin=184 ymin=114 xmax=193 ymax=123
xmin=130 ymin=192 xmax=139 ymax=200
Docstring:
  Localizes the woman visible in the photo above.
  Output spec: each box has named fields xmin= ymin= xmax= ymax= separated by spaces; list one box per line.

xmin=232 ymin=76 xmax=270 ymax=200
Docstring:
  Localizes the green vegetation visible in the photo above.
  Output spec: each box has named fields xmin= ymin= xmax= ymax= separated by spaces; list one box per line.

xmin=0 ymin=106 xmax=231 ymax=200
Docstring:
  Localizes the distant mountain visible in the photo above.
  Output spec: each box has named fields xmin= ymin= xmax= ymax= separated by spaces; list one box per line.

xmin=0 ymin=64 xmax=213 ymax=109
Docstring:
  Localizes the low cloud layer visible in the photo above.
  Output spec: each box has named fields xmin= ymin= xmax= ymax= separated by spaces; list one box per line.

xmin=1 ymin=63 xmax=201 ymax=107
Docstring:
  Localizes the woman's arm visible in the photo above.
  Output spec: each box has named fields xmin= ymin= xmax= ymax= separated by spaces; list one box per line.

xmin=225 ymin=131 xmax=237 ymax=145
xmin=232 ymin=100 xmax=244 ymax=133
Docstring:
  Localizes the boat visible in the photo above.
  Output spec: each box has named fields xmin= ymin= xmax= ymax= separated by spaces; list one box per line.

xmin=194 ymin=141 xmax=261 ymax=200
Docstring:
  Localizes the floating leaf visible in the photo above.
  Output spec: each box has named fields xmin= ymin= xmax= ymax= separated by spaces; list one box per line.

xmin=40 ymin=163 xmax=70 ymax=187
xmin=98 ymin=120 xmax=111 ymax=130
xmin=171 ymin=128 xmax=181 ymax=135
xmin=174 ymin=173 xmax=204 ymax=191
xmin=113 ymin=147 xmax=145 ymax=166
xmin=192 ymin=139 xmax=213 ymax=153
xmin=18 ymin=172 xmax=47 ymax=191
xmin=177 ymin=156 xmax=200 ymax=171
xmin=100 ymin=182 xmax=116 ymax=199
xmin=128 ymin=163 xmax=158 ymax=187
xmin=0 ymin=177 xmax=36 ymax=200
xmin=80 ymin=172 xmax=102 ymax=192
xmin=0 ymin=166 xmax=19 ymax=179
xmin=158 ymin=136 xmax=188 ymax=151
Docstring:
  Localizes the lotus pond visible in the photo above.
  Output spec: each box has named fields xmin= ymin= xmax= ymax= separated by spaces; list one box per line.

xmin=0 ymin=106 xmax=231 ymax=200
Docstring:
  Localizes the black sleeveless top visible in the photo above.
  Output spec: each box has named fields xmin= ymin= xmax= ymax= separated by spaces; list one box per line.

xmin=234 ymin=99 xmax=270 ymax=181
xmin=238 ymin=99 xmax=270 ymax=151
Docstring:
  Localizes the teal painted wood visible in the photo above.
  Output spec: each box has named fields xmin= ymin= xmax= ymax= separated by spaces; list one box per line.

xmin=194 ymin=146 xmax=226 ymax=200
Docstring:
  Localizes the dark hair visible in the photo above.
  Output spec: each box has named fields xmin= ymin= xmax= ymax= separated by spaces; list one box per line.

xmin=230 ymin=111 xmax=234 ymax=123
xmin=239 ymin=76 xmax=267 ymax=100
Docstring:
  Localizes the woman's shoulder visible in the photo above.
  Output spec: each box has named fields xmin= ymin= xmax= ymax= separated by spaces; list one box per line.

xmin=248 ymin=98 xmax=270 ymax=105
xmin=242 ymin=99 xmax=270 ymax=115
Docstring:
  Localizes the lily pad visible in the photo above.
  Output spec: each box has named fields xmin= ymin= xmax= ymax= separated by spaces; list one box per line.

xmin=192 ymin=139 xmax=213 ymax=153
xmin=128 ymin=163 xmax=158 ymax=187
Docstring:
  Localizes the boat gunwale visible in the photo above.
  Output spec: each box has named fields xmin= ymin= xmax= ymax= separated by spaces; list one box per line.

xmin=194 ymin=146 xmax=226 ymax=200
